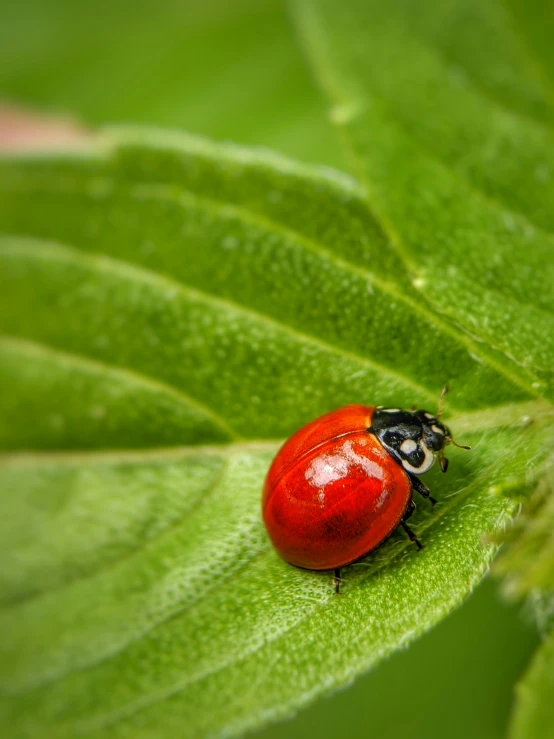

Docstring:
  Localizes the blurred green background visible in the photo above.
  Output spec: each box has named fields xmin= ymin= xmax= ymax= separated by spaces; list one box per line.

xmin=0 ymin=0 xmax=345 ymax=168
xmin=0 ymin=0 xmax=539 ymax=736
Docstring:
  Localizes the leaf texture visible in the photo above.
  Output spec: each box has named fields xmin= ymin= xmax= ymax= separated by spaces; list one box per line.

xmin=1 ymin=0 xmax=554 ymax=734
xmin=293 ymin=0 xmax=554 ymax=395
xmin=0 ymin=127 xmax=552 ymax=738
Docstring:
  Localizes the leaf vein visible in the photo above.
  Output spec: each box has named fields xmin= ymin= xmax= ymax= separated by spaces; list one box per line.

xmin=0 ymin=335 xmax=241 ymax=442
xmin=0 ymin=236 xmax=438 ymax=404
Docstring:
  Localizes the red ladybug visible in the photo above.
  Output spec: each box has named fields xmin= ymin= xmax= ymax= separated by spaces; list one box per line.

xmin=262 ymin=388 xmax=469 ymax=592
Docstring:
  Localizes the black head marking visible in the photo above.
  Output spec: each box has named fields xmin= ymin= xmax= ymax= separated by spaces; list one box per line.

xmin=414 ymin=410 xmax=450 ymax=452
xmin=371 ymin=407 xmax=451 ymax=475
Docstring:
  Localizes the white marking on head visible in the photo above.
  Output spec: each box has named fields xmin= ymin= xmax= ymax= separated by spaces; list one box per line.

xmin=424 ymin=413 xmax=434 ymax=420
xmin=431 ymin=424 xmax=444 ymax=435
xmin=401 ymin=440 xmax=435 ymax=475
xmin=400 ymin=438 xmax=417 ymax=455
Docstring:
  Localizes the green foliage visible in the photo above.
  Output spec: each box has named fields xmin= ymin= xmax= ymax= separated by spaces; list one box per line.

xmin=494 ymin=459 xmax=554 ymax=739
xmin=294 ymin=0 xmax=554 ymax=395
xmin=292 ymin=4 xmax=554 ymax=736
xmin=0 ymin=0 xmax=553 ymax=737
xmin=511 ymin=628 xmax=554 ymax=739
xmin=0 ymin=127 xmax=552 ymax=739
xmin=495 ymin=465 xmax=554 ymax=597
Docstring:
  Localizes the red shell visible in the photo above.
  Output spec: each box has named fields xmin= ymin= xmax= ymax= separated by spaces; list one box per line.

xmin=262 ymin=405 xmax=412 ymax=570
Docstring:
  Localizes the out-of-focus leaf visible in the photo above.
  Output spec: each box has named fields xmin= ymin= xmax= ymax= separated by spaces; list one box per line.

xmin=495 ymin=464 xmax=554 ymax=597
xmin=510 ymin=627 xmax=554 ymax=739
xmin=528 ymin=590 xmax=554 ymax=638
xmin=0 ymin=0 xmax=344 ymax=167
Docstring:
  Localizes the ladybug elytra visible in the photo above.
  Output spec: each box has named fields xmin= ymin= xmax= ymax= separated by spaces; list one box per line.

xmin=262 ymin=387 xmax=469 ymax=593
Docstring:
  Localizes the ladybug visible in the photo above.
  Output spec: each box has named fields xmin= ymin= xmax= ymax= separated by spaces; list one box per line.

xmin=262 ymin=387 xmax=469 ymax=593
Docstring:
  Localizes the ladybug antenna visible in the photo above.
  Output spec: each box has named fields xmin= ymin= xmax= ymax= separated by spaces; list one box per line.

xmin=448 ymin=437 xmax=471 ymax=451
xmin=438 ymin=385 xmax=471 ymax=450
xmin=437 ymin=385 xmax=449 ymax=418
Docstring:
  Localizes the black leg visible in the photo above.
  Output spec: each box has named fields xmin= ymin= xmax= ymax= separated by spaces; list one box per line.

xmin=409 ymin=474 xmax=437 ymax=506
xmin=401 ymin=520 xmax=423 ymax=550
xmin=333 ymin=568 xmax=342 ymax=595
xmin=403 ymin=498 xmax=416 ymax=520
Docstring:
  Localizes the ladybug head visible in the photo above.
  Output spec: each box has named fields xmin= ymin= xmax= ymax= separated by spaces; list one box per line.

xmin=371 ymin=387 xmax=470 ymax=476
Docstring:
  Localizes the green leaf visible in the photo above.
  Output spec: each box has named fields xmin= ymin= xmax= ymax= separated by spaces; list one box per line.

xmin=0 ymin=127 xmax=552 ymax=738
xmin=261 ymin=578 xmax=540 ymax=739
xmin=529 ymin=590 xmax=554 ymax=638
xmin=291 ymin=6 xmax=554 ymax=738
xmin=289 ymin=6 xmax=554 ymax=737
xmin=494 ymin=463 xmax=554 ymax=598
xmin=510 ymin=628 xmax=554 ymax=739
xmin=293 ymin=0 xmax=554 ymax=397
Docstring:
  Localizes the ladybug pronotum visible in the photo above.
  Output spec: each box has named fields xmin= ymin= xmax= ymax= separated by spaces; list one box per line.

xmin=262 ymin=387 xmax=469 ymax=593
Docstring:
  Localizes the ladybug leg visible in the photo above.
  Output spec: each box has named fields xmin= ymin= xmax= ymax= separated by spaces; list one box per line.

xmin=333 ymin=568 xmax=342 ymax=595
xmin=409 ymin=473 xmax=437 ymax=506
xmin=401 ymin=499 xmax=423 ymax=550
xmin=403 ymin=497 xmax=416 ymax=520
xmin=401 ymin=519 xmax=423 ymax=550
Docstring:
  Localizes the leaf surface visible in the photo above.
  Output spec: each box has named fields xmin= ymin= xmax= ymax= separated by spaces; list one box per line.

xmin=292 ymin=5 xmax=554 ymax=736
xmin=293 ymin=0 xmax=554 ymax=395
xmin=0 ymin=126 xmax=552 ymax=738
